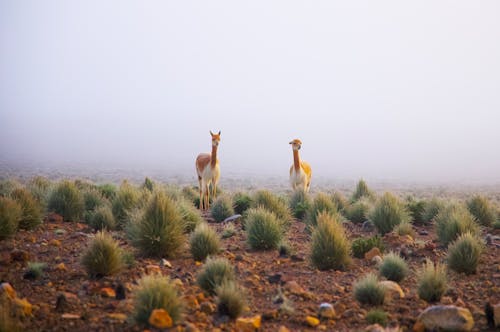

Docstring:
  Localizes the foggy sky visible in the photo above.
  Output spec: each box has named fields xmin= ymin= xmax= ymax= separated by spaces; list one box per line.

xmin=1 ymin=1 xmax=500 ymax=183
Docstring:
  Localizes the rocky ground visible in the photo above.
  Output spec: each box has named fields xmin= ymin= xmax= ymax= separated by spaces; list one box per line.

xmin=1 ymin=209 xmax=499 ymax=332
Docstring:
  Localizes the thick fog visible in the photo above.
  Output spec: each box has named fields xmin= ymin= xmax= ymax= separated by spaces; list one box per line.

xmin=1 ymin=1 xmax=500 ymax=183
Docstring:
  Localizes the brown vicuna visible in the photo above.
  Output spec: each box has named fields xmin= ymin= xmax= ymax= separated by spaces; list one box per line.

xmin=289 ymin=139 xmax=312 ymax=193
xmin=195 ymin=131 xmax=221 ymax=210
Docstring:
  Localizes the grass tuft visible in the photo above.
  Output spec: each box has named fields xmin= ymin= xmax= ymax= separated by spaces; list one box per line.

xmin=245 ymin=207 xmax=284 ymax=250
xmin=216 ymin=281 xmax=246 ymax=319
xmin=353 ymin=273 xmax=386 ymax=306
xmin=379 ymin=252 xmax=409 ymax=282
xmin=435 ymin=204 xmax=480 ymax=246
xmin=447 ymin=232 xmax=484 ymax=274
xmin=112 ymin=181 xmax=140 ymax=227
xmin=366 ymin=309 xmax=388 ymax=326
xmin=232 ymin=192 xmax=252 ymax=215
xmin=197 ymin=257 xmax=236 ymax=295
xmin=305 ymin=193 xmax=339 ymax=229
xmin=48 ymin=180 xmax=84 ymax=221
xmin=421 ymin=198 xmax=445 ymax=223
xmin=251 ymin=190 xmax=291 ymax=226
xmin=10 ymin=188 xmax=42 ymax=230
xmin=417 ymin=259 xmax=447 ymax=302
xmin=289 ymin=190 xmax=311 ymax=220
xmin=370 ymin=192 xmax=411 ymax=235
xmin=0 ymin=197 xmax=22 ymax=240
xmin=351 ymin=236 xmax=385 ymax=259
xmin=81 ymin=231 xmax=124 ymax=277
xmin=210 ymin=195 xmax=235 ymax=222
xmin=351 ymin=179 xmax=375 ymax=202
xmin=467 ymin=195 xmax=496 ymax=227
xmin=89 ymin=205 xmax=116 ymax=231
xmin=345 ymin=197 xmax=373 ymax=224
xmin=190 ymin=223 xmax=221 ymax=261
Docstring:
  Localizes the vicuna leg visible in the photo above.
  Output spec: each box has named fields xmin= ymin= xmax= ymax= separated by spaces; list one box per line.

xmin=198 ymin=176 xmax=203 ymax=210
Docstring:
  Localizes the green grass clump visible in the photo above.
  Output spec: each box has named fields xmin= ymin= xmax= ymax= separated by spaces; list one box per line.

xmin=197 ymin=257 xmax=236 ymax=295
xmin=417 ymin=259 xmax=447 ymax=302
xmin=133 ymin=274 xmax=184 ymax=325
xmin=142 ymin=177 xmax=155 ymax=192
xmin=245 ymin=207 xmax=284 ymax=250
xmin=127 ymin=192 xmax=185 ymax=258
xmin=48 ymin=180 xmax=84 ymax=221
xmin=112 ymin=181 xmax=140 ymax=226
xmin=467 ymin=195 xmax=496 ymax=227
xmin=216 ymin=281 xmax=246 ymax=319
xmin=379 ymin=252 xmax=409 ymax=282
xmin=83 ymin=188 xmax=106 ymax=212
xmin=181 ymin=186 xmax=199 ymax=206
xmin=190 ymin=223 xmax=221 ymax=261
xmin=345 ymin=197 xmax=373 ymax=223
xmin=0 ymin=197 xmax=22 ymax=240
xmin=310 ymin=212 xmax=351 ymax=271
xmin=233 ymin=192 xmax=252 ymax=215
xmin=178 ymin=199 xmax=203 ymax=233
xmin=421 ymin=198 xmax=445 ymax=223
xmin=81 ymin=231 xmax=125 ymax=277
xmin=289 ymin=190 xmax=311 ymax=220
xmin=394 ymin=221 xmax=415 ymax=237
xmin=366 ymin=309 xmax=388 ymax=326
xmin=331 ymin=192 xmax=349 ymax=214
xmin=97 ymin=183 xmax=117 ymax=201
xmin=435 ymin=204 xmax=480 ymax=246
xmin=351 ymin=236 xmax=385 ymax=258
xmin=494 ymin=219 xmax=500 ymax=230
xmin=306 ymin=193 xmax=338 ymax=228
xmin=25 ymin=261 xmax=47 ymax=279
xmin=278 ymin=240 xmax=294 ymax=257
xmin=370 ymin=192 xmax=411 ymax=235
xmin=89 ymin=205 xmax=116 ymax=230
xmin=210 ymin=195 xmax=235 ymax=222
xmin=353 ymin=273 xmax=386 ymax=306
xmin=0 ymin=179 xmax=21 ymax=197
xmin=351 ymin=179 xmax=375 ymax=202
xmin=405 ymin=196 xmax=427 ymax=224
xmin=447 ymin=233 xmax=484 ymax=274
xmin=222 ymin=223 xmax=237 ymax=239
xmin=28 ymin=176 xmax=52 ymax=208
xmin=251 ymin=190 xmax=292 ymax=226
xmin=10 ymin=188 xmax=42 ymax=230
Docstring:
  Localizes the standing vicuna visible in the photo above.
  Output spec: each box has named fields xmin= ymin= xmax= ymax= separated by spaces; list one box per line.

xmin=289 ymin=139 xmax=312 ymax=192
xmin=196 ymin=131 xmax=221 ymax=210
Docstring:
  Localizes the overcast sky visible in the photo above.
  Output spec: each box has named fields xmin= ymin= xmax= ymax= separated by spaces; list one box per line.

xmin=1 ymin=1 xmax=499 ymax=182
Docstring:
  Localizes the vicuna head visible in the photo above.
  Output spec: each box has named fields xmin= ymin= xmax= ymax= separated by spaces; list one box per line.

xmin=289 ymin=139 xmax=302 ymax=151
xmin=210 ymin=131 xmax=221 ymax=147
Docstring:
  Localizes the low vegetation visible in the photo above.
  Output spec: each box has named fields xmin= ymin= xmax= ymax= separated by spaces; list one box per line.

xmin=232 ymin=192 xmax=252 ymax=215
xmin=88 ymin=205 xmax=116 ymax=231
xmin=435 ymin=204 xmax=480 ymax=246
xmin=370 ymin=192 xmax=411 ymax=235
xmin=197 ymin=257 xmax=236 ymax=295
xmin=48 ymin=180 xmax=84 ymax=221
xmin=81 ymin=231 xmax=124 ymax=277
xmin=351 ymin=179 xmax=375 ymax=202
xmin=251 ymin=190 xmax=291 ymax=226
xmin=394 ymin=221 xmax=415 ymax=237
xmin=379 ymin=252 xmax=409 ymax=282
xmin=345 ymin=197 xmax=373 ymax=224
xmin=421 ymin=198 xmax=445 ymax=223
xmin=210 ymin=195 xmax=235 ymax=222
xmin=245 ymin=207 xmax=283 ymax=250
xmin=305 ymin=192 xmax=339 ymax=229
xmin=467 ymin=195 xmax=496 ymax=227
xmin=405 ymin=196 xmax=427 ymax=224
xmin=417 ymin=259 xmax=447 ymax=302
xmin=366 ymin=309 xmax=388 ymax=326
xmin=351 ymin=236 xmax=385 ymax=258
xmin=112 ymin=181 xmax=141 ymax=226
xmin=353 ymin=273 xmax=386 ymax=306
xmin=190 ymin=223 xmax=221 ymax=261
xmin=447 ymin=232 xmax=484 ymax=274
xmin=0 ymin=197 xmax=22 ymax=240
xmin=10 ymin=188 xmax=42 ymax=230
xmin=216 ymin=281 xmax=246 ymax=319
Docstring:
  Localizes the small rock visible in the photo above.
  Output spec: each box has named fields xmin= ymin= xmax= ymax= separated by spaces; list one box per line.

xmin=485 ymin=234 xmax=493 ymax=245
xmin=318 ymin=302 xmax=336 ymax=319
xmin=0 ymin=282 xmax=16 ymax=299
xmin=268 ymin=273 xmax=282 ymax=284
xmin=55 ymin=293 xmax=69 ymax=312
xmin=223 ymin=214 xmax=242 ymax=223
xmin=114 ymin=283 xmax=126 ymax=300
xmin=235 ymin=315 xmax=261 ymax=332
xmin=235 ymin=254 xmax=244 ymax=261
xmin=61 ymin=313 xmax=81 ymax=319
xmin=160 ymin=259 xmax=172 ymax=268
xmin=362 ymin=220 xmax=375 ymax=232
xmin=145 ymin=264 xmax=161 ymax=274
xmin=364 ymin=324 xmax=386 ymax=332
xmin=14 ymin=297 xmax=33 ymax=316
xmin=200 ymin=301 xmax=216 ymax=314
xmin=107 ymin=313 xmax=127 ymax=322
xmin=371 ymin=255 xmax=383 ymax=265
xmin=262 ymin=309 xmax=279 ymax=320
xmin=285 ymin=281 xmax=314 ymax=299
xmin=172 ymin=278 xmax=183 ymax=288
xmin=417 ymin=305 xmax=474 ymax=332
xmin=278 ymin=326 xmax=290 ymax=332
xmin=49 ymin=239 xmax=62 ymax=247
xmin=364 ymin=247 xmax=382 ymax=260
xmin=185 ymin=322 xmax=201 ymax=332
xmin=306 ymin=316 xmax=320 ymax=327
xmin=379 ymin=280 xmax=405 ymax=301
xmin=54 ymin=229 xmax=66 ymax=235
xmin=56 ymin=263 xmax=67 ymax=271
xmin=184 ymin=295 xmax=199 ymax=309
xmin=148 ymin=308 xmax=173 ymax=329
xmin=11 ymin=249 xmax=30 ymax=262
xmin=291 ymin=254 xmax=305 ymax=262
xmin=100 ymin=287 xmax=116 ymax=298
xmin=441 ymin=296 xmax=453 ymax=305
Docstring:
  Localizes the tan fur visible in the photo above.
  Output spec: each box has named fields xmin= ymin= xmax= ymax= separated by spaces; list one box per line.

xmin=289 ymin=139 xmax=312 ymax=192
xmin=196 ymin=131 xmax=221 ymax=210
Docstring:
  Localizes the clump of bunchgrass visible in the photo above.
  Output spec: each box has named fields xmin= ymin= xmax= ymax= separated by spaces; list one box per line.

xmin=133 ymin=274 xmax=184 ymax=326
xmin=0 ymin=179 xmax=21 ymax=197
xmin=394 ymin=221 xmax=415 ymax=237
xmin=278 ymin=240 xmax=294 ymax=257
xmin=28 ymin=176 xmax=52 ymax=208
xmin=353 ymin=273 xmax=386 ymax=306
xmin=447 ymin=232 xmax=484 ymax=274
xmin=379 ymin=252 xmax=409 ymax=282
xmin=331 ymin=191 xmax=349 ymax=214
xmin=416 ymin=259 xmax=447 ymax=302
xmin=89 ymin=205 xmax=116 ymax=230
xmin=210 ymin=195 xmax=235 ymax=222
xmin=0 ymin=197 xmax=22 ymax=240
xmin=310 ymin=212 xmax=351 ymax=271
xmin=435 ymin=204 xmax=480 ymax=246
xmin=351 ymin=236 xmax=385 ymax=259
xmin=112 ymin=181 xmax=141 ymax=226
xmin=190 ymin=223 xmax=221 ymax=261
xmin=142 ymin=177 xmax=155 ymax=192
xmin=405 ymin=196 xmax=427 ymax=224
xmin=251 ymin=190 xmax=292 ymax=226
xmin=216 ymin=281 xmax=246 ymax=319
xmin=97 ymin=183 xmax=117 ymax=201
xmin=127 ymin=192 xmax=185 ymax=258
xmin=421 ymin=198 xmax=445 ymax=223
xmin=351 ymin=179 xmax=375 ymax=202
xmin=197 ymin=257 xmax=236 ymax=295
xmin=245 ymin=207 xmax=283 ymax=250
xmin=178 ymin=199 xmax=203 ymax=233
xmin=48 ymin=180 xmax=84 ymax=221
xmin=305 ymin=193 xmax=339 ymax=229
xmin=81 ymin=231 xmax=125 ymax=277
xmin=289 ymin=190 xmax=311 ymax=220
xmin=467 ymin=195 xmax=496 ymax=227
xmin=366 ymin=309 xmax=388 ymax=326
xmin=370 ymin=192 xmax=411 ymax=235
xmin=346 ymin=197 xmax=373 ymax=223
xmin=181 ymin=186 xmax=198 ymax=206
xmin=24 ymin=261 xmax=47 ymax=279
xmin=222 ymin=223 xmax=237 ymax=239
xmin=232 ymin=192 xmax=252 ymax=215
xmin=10 ymin=188 xmax=42 ymax=230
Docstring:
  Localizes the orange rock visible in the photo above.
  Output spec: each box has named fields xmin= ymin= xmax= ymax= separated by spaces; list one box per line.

xmin=183 ymin=295 xmax=199 ymax=309
xmin=278 ymin=326 xmax=290 ymax=332
xmin=412 ymin=321 xmax=425 ymax=332
xmin=0 ymin=282 xmax=16 ymax=299
xmin=100 ymin=287 xmax=116 ymax=298
xmin=145 ymin=264 xmax=161 ymax=274
xmin=148 ymin=308 xmax=173 ymax=329
xmin=14 ymin=298 xmax=33 ymax=316
xmin=235 ymin=315 xmax=262 ymax=331
xmin=56 ymin=263 xmax=67 ymax=271
xmin=49 ymin=239 xmax=62 ymax=247
xmin=62 ymin=313 xmax=81 ymax=319
xmin=306 ymin=316 xmax=320 ymax=327
xmin=364 ymin=247 xmax=382 ymax=260
xmin=107 ymin=313 xmax=127 ymax=322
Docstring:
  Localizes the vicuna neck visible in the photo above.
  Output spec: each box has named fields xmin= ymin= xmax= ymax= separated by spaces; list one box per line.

xmin=211 ymin=145 xmax=218 ymax=168
xmin=293 ymin=150 xmax=300 ymax=172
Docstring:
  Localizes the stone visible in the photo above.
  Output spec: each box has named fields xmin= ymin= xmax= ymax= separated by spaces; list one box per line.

xmin=200 ymin=301 xmax=216 ymax=314
xmin=418 ymin=230 xmax=429 ymax=236
xmin=160 ymin=259 xmax=172 ymax=268
xmin=371 ymin=255 xmax=383 ymax=265
xmin=184 ymin=295 xmax=200 ymax=309
xmin=115 ymin=283 xmax=126 ymax=300
xmin=185 ymin=322 xmax=201 ymax=332
xmin=441 ymin=296 xmax=453 ymax=305
xmin=148 ymin=308 xmax=173 ymax=329
xmin=223 ymin=214 xmax=242 ymax=223
xmin=284 ymin=281 xmax=314 ymax=299
xmin=56 ymin=262 xmax=67 ymax=271
xmin=0 ymin=282 xmax=16 ymax=299
xmin=62 ymin=313 xmax=81 ymax=319
xmin=14 ymin=297 xmax=33 ymax=316
xmin=278 ymin=326 xmax=290 ymax=332
xmin=145 ymin=264 xmax=161 ymax=274
xmin=362 ymin=220 xmax=375 ymax=232
xmin=417 ymin=305 xmax=474 ymax=332
xmin=11 ymin=249 xmax=30 ymax=262
xmin=100 ymin=287 xmax=116 ymax=298
xmin=318 ymin=303 xmax=336 ymax=319
xmin=268 ymin=273 xmax=282 ymax=284
xmin=235 ymin=315 xmax=261 ymax=332
xmin=55 ymin=293 xmax=69 ymax=312
xmin=485 ymin=234 xmax=493 ymax=245
xmin=49 ymin=239 xmax=62 ymax=247
xmin=107 ymin=313 xmax=127 ymax=322
xmin=306 ymin=316 xmax=320 ymax=327
xmin=365 ymin=247 xmax=382 ymax=261
xmin=379 ymin=281 xmax=405 ymax=301
xmin=262 ymin=309 xmax=279 ymax=320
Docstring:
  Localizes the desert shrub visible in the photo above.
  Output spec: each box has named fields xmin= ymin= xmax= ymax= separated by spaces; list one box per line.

xmin=197 ymin=257 xmax=236 ymax=295
xmin=289 ymin=190 xmax=311 ymax=220
xmin=447 ymin=233 xmax=484 ymax=274
xmin=379 ymin=252 xmax=409 ymax=282
xmin=28 ymin=176 xmax=52 ymax=208
xmin=83 ymin=188 xmax=105 ymax=212
xmin=216 ymin=281 xmax=246 ymax=319
xmin=25 ymin=262 xmax=47 ymax=279
xmin=331 ymin=192 xmax=349 ymax=214
xmin=133 ymin=274 xmax=184 ymax=325
xmin=211 ymin=195 xmax=235 ymax=222
xmin=89 ymin=205 xmax=116 ymax=230
xmin=251 ymin=190 xmax=292 ymax=226
xmin=366 ymin=309 xmax=388 ymax=326
xmin=97 ymin=183 xmax=117 ymax=200
xmin=353 ymin=273 xmax=386 ymax=306
xmin=278 ymin=240 xmax=293 ymax=257
xmin=245 ymin=207 xmax=283 ymax=250
xmin=351 ymin=236 xmax=385 ymax=258
xmin=306 ymin=193 xmax=338 ymax=229
xmin=48 ymin=180 xmax=84 ymax=221
xmin=421 ymin=198 xmax=445 ymax=223
xmin=435 ymin=204 xmax=480 ymax=246
xmin=127 ymin=192 xmax=185 ymax=258
xmin=345 ymin=197 xmax=373 ymax=223
xmin=0 ymin=179 xmax=21 ymax=197
xmin=178 ymin=199 xmax=203 ymax=233
xmin=81 ymin=231 xmax=124 ymax=277
xmin=310 ymin=212 xmax=351 ymax=271
xmin=233 ymin=192 xmax=252 ymax=215
xmin=181 ymin=186 xmax=198 ymax=206
xmin=222 ymin=223 xmax=237 ymax=239
xmin=0 ymin=197 xmax=22 ymax=240
xmin=417 ymin=259 xmax=447 ymax=302
xmin=163 ymin=184 xmax=183 ymax=201
xmin=10 ymin=188 xmax=42 ymax=230
xmin=394 ymin=221 xmax=415 ymax=237
xmin=190 ymin=223 xmax=221 ymax=261
xmin=351 ymin=179 xmax=375 ymax=202
xmin=405 ymin=196 xmax=427 ymax=224
xmin=370 ymin=192 xmax=411 ymax=235
xmin=112 ymin=181 xmax=140 ymax=226
xmin=142 ymin=177 xmax=155 ymax=192
xmin=467 ymin=195 xmax=496 ymax=227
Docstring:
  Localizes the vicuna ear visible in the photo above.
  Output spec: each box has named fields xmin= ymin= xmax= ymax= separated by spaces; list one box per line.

xmin=218 ymin=131 xmax=221 ymax=135
xmin=210 ymin=130 xmax=214 ymax=136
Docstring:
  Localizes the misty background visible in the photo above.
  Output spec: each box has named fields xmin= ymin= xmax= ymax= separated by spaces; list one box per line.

xmin=1 ymin=1 xmax=499 ymax=185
